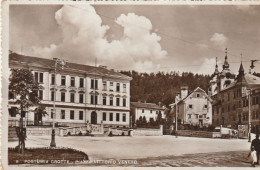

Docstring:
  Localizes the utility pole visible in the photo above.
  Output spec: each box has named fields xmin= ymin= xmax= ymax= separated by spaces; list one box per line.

xmin=248 ymin=89 xmax=251 ymax=142
xmin=50 ymin=58 xmax=66 ymax=147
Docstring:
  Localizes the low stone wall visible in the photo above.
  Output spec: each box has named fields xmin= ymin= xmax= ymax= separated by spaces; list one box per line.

xmin=132 ymin=125 xmax=163 ymax=136
xmin=177 ymin=130 xmax=213 ymax=138
xmin=26 ymin=127 xmax=59 ymax=136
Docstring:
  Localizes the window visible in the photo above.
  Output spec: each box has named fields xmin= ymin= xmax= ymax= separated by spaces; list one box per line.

xmin=79 ymin=78 xmax=84 ymax=88
xmin=228 ymin=93 xmax=230 ymax=101
xmin=110 ymin=97 xmax=113 ymax=106
xmin=253 ymin=111 xmax=255 ymax=120
xmin=79 ymin=111 xmax=83 ymax=120
xmin=103 ymin=112 xmax=106 ymax=121
xmin=109 ymin=113 xmax=113 ymax=121
xmin=195 ymin=114 xmax=198 ymax=119
xmin=110 ymin=82 xmax=113 ymax=86
xmin=116 ymin=113 xmax=120 ymax=121
xmin=70 ymin=93 xmax=75 ymax=103
xmin=203 ymin=114 xmax=206 ymax=118
xmin=34 ymin=72 xmax=43 ymax=83
xmin=189 ymin=104 xmax=193 ymax=109
xmin=256 ymin=97 xmax=259 ymax=105
xmin=116 ymin=83 xmax=120 ymax=92
xmin=39 ymin=73 xmax=43 ymax=83
xmin=123 ymin=98 xmax=126 ymax=107
xmin=51 ymin=91 xmax=54 ymax=101
xmin=39 ymin=90 xmax=43 ymax=100
xmin=123 ymin=114 xmax=126 ymax=122
xmin=79 ymin=94 xmax=84 ymax=103
xmin=61 ymin=92 xmax=65 ymax=102
xmin=150 ymin=110 xmax=152 ymax=113
xmin=51 ymin=74 xmax=55 ymax=85
xmin=116 ymin=98 xmax=120 ymax=106
xmin=61 ymin=76 xmax=66 ymax=86
xmin=256 ymin=111 xmax=259 ymax=119
xmin=61 ymin=110 xmax=65 ymax=119
xmin=70 ymin=77 xmax=75 ymax=87
xmin=70 ymin=110 xmax=74 ymax=119
xmin=103 ymin=96 xmax=106 ymax=105
xmin=253 ymin=97 xmax=256 ymax=105
xmin=142 ymin=109 xmax=144 ymax=113
xmin=103 ymin=81 xmax=107 ymax=91
xmin=91 ymin=79 xmax=98 ymax=89
xmin=34 ymin=72 xmax=38 ymax=82
xmin=91 ymin=95 xmax=97 ymax=105
xmin=188 ymin=114 xmax=191 ymax=119
xmin=204 ymin=105 xmax=207 ymax=109
xmin=123 ymin=84 xmax=126 ymax=93
xmin=222 ymin=107 xmax=224 ymax=113
xmin=51 ymin=109 xmax=54 ymax=119
xmin=197 ymin=94 xmax=200 ymax=97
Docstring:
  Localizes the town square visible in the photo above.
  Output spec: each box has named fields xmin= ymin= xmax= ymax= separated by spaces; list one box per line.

xmin=2 ymin=1 xmax=260 ymax=169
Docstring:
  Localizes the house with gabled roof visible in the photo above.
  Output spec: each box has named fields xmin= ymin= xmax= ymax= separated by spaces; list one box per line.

xmin=170 ymin=86 xmax=212 ymax=127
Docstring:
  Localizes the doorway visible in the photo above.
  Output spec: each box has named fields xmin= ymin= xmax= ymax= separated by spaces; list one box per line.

xmin=91 ymin=111 xmax=97 ymax=124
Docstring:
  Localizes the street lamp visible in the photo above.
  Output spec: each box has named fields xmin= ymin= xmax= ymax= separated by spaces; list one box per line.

xmin=50 ymin=58 xmax=66 ymax=147
xmin=247 ymin=89 xmax=252 ymax=142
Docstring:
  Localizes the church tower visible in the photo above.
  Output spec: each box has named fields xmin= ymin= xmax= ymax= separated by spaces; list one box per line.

xmin=209 ymin=57 xmax=219 ymax=96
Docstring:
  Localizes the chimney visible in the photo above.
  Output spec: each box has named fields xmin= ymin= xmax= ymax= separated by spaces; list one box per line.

xmin=180 ymin=86 xmax=188 ymax=99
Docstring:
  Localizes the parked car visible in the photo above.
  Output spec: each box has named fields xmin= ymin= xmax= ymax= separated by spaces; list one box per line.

xmin=213 ymin=127 xmax=238 ymax=138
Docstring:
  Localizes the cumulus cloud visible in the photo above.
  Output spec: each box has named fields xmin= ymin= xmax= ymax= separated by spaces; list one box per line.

xmin=197 ymin=58 xmax=222 ymax=75
xmin=210 ymin=33 xmax=228 ymax=48
xmin=32 ymin=5 xmax=167 ymax=71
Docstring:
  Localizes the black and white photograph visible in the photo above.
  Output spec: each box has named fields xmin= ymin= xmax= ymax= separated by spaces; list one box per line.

xmin=1 ymin=1 xmax=260 ymax=168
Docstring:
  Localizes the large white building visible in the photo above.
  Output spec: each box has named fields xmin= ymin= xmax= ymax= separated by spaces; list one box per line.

xmin=8 ymin=52 xmax=132 ymax=128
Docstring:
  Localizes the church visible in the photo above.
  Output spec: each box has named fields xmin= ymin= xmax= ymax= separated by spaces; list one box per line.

xmin=209 ymin=49 xmax=260 ymax=133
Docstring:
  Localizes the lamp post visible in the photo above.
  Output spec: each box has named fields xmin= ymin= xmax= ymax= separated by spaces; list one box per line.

xmin=247 ymin=89 xmax=252 ymax=142
xmin=50 ymin=58 xmax=66 ymax=147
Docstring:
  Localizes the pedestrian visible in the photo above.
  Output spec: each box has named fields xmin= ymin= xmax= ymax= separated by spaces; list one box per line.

xmin=248 ymin=146 xmax=257 ymax=167
xmin=251 ymin=134 xmax=260 ymax=165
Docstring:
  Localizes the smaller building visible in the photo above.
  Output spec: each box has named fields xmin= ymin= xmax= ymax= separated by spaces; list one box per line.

xmin=170 ymin=86 xmax=212 ymax=127
xmin=130 ymin=102 xmax=165 ymax=123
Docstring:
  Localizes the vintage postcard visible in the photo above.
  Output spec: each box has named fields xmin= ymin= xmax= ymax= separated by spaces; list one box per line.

xmin=1 ymin=0 xmax=260 ymax=169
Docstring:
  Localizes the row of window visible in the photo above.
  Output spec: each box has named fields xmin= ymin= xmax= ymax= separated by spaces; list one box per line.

xmin=92 ymin=95 xmax=127 ymax=107
xmin=141 ymin=109 xmax=160 ymax=114
xmin=188 ymin=104 xmax=207 ymax=109
xmin=50 ymin=91 xmax=127 ymax=107
xmin=102 ymin=112 xmax=126 ymax=122
xmin=35 ymin=72 xmax=127 ymax=93
xmin=188 ymin=114 xmax=207 ymax=119
xmin=51 ymin=110 xmax=84 ymax=120
xmin=50 ymin=110 xmax=127 ymax=122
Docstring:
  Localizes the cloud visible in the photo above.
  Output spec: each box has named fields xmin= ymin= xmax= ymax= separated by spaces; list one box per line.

xmin=197 ymin=58 xmax=222 ymax=75
xmin=32 ymin=5 xmax=167 ymax=71
xmin=210 ymin=33 xmax=228 ymax=48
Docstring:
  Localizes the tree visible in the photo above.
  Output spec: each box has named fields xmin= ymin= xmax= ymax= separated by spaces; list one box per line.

xmin=156 ymin=111 xmax=163 ymax=125
xmin=34 ymin=105 xmax=48 ymax=125
xmin=9 ymin=69 xmax=41 ymax=153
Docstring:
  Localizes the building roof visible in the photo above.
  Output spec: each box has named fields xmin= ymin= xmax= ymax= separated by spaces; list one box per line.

xmin=131 ymin=102 xmax=164 ymax=110
xmin=9 ymin=52 xmax=132 ymax=80
xmin=218 ymin=73 xmax=260 ymax=93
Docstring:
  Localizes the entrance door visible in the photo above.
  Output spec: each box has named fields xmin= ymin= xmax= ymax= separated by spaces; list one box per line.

xmin=91 ymin=111 xmax=97 ymax=124
xmin=199 ymin=120 xmax=203 ymax=127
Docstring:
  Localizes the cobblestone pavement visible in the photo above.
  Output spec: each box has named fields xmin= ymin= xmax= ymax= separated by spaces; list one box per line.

xmin=136 ymin=151 xmax=254 ymax=167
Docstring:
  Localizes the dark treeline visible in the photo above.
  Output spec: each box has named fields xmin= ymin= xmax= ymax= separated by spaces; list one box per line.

xmin=120 ymin=71 xmax=211 ymax=107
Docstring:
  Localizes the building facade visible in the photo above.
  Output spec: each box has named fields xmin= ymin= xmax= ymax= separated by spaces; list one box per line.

xmin=8 ymin=52 xmax=132 ymax=128
xmin=130 ymin=102 xmax=166 ymax=123
xmin=170 ymin=86 xmax=212 ymax=127
xmin=209 ymin=51 xmax=260 ymax=133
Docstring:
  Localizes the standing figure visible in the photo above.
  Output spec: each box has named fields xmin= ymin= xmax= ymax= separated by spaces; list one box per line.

xmin=251 ymin=134 xmax=260 ymax=165
xmin=248 ymin=146 xmax=257 ymax=167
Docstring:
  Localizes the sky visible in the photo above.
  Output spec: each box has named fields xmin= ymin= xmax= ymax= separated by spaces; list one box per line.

xmin=9 ymin=5 xmax=260 ymax=75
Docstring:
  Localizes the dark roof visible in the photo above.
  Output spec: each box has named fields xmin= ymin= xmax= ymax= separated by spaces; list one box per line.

xmin=131 ymin=102 xmax=164 ymax=110
xmin=9 ymin=52 xmax=131 ymax=80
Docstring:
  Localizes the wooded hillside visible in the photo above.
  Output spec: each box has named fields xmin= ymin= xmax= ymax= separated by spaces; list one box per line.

xmin=120 ymin=71 xmax=211 ymax=107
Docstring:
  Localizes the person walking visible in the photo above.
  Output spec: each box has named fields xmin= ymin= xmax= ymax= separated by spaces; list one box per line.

xmin=248 ymin=146 xmax=257 ymax=167
xmin=251 ymin=134 xmax=260 ymax=165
